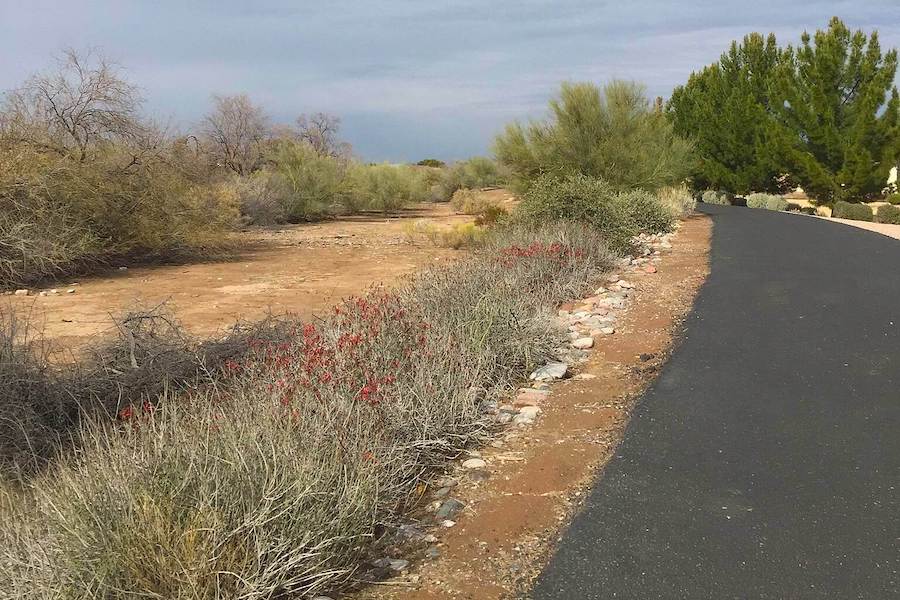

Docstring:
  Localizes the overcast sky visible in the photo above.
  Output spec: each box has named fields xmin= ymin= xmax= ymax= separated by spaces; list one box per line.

xmin=2 ymin=1 xmax=899 ymax=162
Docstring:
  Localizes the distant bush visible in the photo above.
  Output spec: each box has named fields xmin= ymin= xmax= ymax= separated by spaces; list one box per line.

xmin=417 ymin=158 xmax=445 ymax=168
xmin=232 ymin=171 xmax=288 ymax=225
xmin=657 ymin=184 xmax=696 ymax=217
xmin=515 ymin=173 xmax=673 ymax=252
xmin=494 ymin=80 xmax=694 ymax=192
xmin=876 ymin=204 xmax=900 ymax=224
xmin=747 ymin=193 xmax=788 ymax=211
xmin=404 ymin=220 xmax=487 ymax=249
xmin=431 ymin=157 xmax=505 ymax=202
xmin=886 ymin=193 xmax=900 ymax=205
xmin=701 ymin=189 xmax=732 ymax=205
xmin=785 ymin=202 xmax=802 ymax=212
xmin=832 ymin=201 xmax=874 ymax=222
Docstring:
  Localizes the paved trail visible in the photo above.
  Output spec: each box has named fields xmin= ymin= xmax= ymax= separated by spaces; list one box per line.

xmin=532 ymin=205 xmax=899 ymax=599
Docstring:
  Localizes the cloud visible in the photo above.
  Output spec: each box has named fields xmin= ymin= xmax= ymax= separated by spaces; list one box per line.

xmin=1 ymin=0 xmax=899 ymax=160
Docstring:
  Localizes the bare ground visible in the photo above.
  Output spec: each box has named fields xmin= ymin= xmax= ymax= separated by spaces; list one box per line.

xmin=3 ymin=196 xmax=515 ymax=356
xmin=359 ymin=214 xmax=711 ymax=600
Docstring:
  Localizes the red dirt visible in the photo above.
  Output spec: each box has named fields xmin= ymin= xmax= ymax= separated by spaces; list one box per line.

xmin=362 ymin=214 xmax=711 ymax=600
xmin=3 ymin=195 xmax=513 ymax=356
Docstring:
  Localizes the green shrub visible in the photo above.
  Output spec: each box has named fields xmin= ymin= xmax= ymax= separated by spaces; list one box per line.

xmin=515 ymin=173 xmax=673 ymax=252
xmin=416 ymin=158 xmax=445 ymax=168
xmin=832 ymin=201 xmax=874 ymax=222
xmin=268 ymin=141 xmax=349 ymax=221
xmin=701 ymin=189 xmax=732 ymax=205
xmin=876 ymin=204 xmax=900 ymax=224
xmin=431 ymin=157 xmax=505 ymax=202
xmin=747 ymin=193 xmax=788 ymax=211
xmin=887 ymin=193 xmax=900 ymax=205
xmin=0 ymin=222 xmax=614 ymax=598
xmin=494 ymin=80 xmax=694 ymax=192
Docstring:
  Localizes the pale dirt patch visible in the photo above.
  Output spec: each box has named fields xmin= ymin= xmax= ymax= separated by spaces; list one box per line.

xmin=2 ymin=196 xmax=515 ymax=356
xmin=358 ymin=215 xmax=711 ymax=600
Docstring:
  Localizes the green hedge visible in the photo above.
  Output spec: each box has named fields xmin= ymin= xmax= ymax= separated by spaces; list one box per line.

xmin=876 ymin=204 xmax=900 ymax=224
xmin=832 ymin=201 xmax=874 ymax=222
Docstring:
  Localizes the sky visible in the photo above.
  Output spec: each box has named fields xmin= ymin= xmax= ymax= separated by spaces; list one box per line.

xmin=2 ymin=1 xmax=899 ymax=162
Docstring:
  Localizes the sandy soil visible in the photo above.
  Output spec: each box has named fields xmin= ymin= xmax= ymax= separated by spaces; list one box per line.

xmin=3 ymin=193 xmax=513 ymax=356
xmin=361 ymin=215 xmax=711 ymax=600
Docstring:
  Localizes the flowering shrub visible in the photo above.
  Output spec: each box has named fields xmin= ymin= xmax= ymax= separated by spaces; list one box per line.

xmin=0 ymin=221 xmax=615 ymax=599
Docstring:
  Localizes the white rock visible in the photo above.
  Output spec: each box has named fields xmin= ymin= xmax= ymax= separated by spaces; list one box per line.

xmin=441 ymin=520 xmax=456 ymax=528
xmin=529 ymin=362 xmax=568 ymax=381
xmin=462 ymin=458 xmax=486 ymax=469
xmin=600 ymin=327 xmax=616 ymax=335
xmin=13 ymin=289 xmax=29 ymax=296
xmin=572 ymin=337 xmax=594 ymax=349
xmin=66 ymin=288 xmax=76 ymax=294
xmin=519 ymin=406 xmax=542 ymax=419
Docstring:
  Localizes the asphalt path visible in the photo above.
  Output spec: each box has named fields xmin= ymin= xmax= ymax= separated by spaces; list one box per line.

xmin=532 ymin=205 xmax=899 ymax=599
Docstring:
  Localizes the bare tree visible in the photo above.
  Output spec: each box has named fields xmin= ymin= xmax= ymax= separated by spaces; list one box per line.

xmin=0 ymin=49 xmax=144 ymax=162
xmin=201 ymin=94 xmax=270 ymax=175
xmin=295 ymin=112 xmax=351 ymax=159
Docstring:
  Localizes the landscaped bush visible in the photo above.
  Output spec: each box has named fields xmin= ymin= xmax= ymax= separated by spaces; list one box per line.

xmin=747 ymin=193 xmax=788 ymax=211
xmin=515 ymin=173 xmax=673 ymax=252
xmin=876 ymin=204 xmax=900 ymax=224
xmin=701 ymin=189 xmax=732 ymax=205
xmin=0 ymin=221 xmax=614 ymax=599
xmin=657 ymin=184 xmax=696 ymax=217
xmin=832 ymin=201 xmax=874 ymax=222
xmin=886 ymin=193 xmax=900 ymax=205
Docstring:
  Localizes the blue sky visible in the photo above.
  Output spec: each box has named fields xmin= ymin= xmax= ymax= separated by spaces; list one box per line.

xmin=2 ymin=1 xmax=899 ymax=162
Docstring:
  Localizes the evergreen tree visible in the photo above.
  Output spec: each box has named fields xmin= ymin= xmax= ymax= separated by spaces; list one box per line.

xmin=667 ymin=33 xmax=787 ymax=194
xmin=770 ymin=17 xmax=900 ymax=202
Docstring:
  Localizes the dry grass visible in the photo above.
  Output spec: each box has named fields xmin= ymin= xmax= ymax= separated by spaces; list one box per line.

xmin=0 ymin=221 xmax=615 ymax=599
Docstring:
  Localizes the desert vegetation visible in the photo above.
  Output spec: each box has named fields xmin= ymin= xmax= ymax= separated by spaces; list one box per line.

xmin=0 ymin=54 xmax=693 ymax=595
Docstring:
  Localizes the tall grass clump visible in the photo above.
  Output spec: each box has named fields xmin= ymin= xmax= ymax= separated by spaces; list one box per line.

xmin=494 ymin=80 xmax=694 ymax=192
xmin=0 ymin=221 xmax=615 ymax=599
xmin=657 ymin=184 xmax=697 ymax=217
xmin=515 ymin=173 xmax=674 ymax=252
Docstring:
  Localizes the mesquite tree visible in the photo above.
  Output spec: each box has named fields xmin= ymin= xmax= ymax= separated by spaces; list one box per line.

xmin=769 ymin=17 xmax=900 ymax=202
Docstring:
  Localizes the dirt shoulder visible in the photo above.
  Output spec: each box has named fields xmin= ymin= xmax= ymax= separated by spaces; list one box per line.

xmin=3 ymin=198 xmax=510 ymax=356
xmin=360 ymin=214 xmax=711 ymax=600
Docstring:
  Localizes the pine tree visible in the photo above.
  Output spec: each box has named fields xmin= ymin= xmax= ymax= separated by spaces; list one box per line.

xmin=770 ymin=17 xmax=900 ymax=202
xmin=667 ymin=33 xmax=786 ymax=194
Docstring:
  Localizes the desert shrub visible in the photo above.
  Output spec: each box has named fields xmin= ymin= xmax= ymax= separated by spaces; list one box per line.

xmin=701 ymin=189 xmax=732 ymax=205
xmin=232 ymin=171 xmax=288 ymax=225
xmin=430 ymin=157 xmax=505 ymax=202
xmin=832 ymin=201 xmax=874 ymax=222
xmin=0 ymin=147 xmax=238 ymax=288
xmin=345 ymin=164 xmax=431 ymax=212
xmin=268 ymin=141 xmax=349 ymax=221
xmin=747 ymin=193 xmax=789 ymax=211
xmin=876 ymin=204 xmax=900 ymax=224
xmin=494 ymin=80 xmax=694 ymax=192
xmin=449 ymin=188 xmax=507 ymax=222
xmin=657 ymin=184 xmax=696 ymax=217
xmin=0 ymin=221 xmax=614 ymax=598
xmin=417 ymin=158 xmax=445 ymax=168
xmin=515 ymin=173 xmax=673 ymax=252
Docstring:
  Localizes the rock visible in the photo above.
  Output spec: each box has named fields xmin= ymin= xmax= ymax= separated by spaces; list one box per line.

xmin=118 ymin=266 xmax=128 ymax=271
xmin=433 ymin=486 xmax=453 ymax=498
xmin=529 ymin=362 xmax=568 ymax=381
xmin=574 ymin=373 xmax=598 ymax=380
xmin=39 ymin=291 xmax=48 ymax=297
xmin=514 ymin=388 xmax=549 ymax=407
xmin=66 ymin=288 xmax=76 ymax=294
xmin=605 ymin=273 xmax=621 ymax=283
xmin=435 ymin=498 xmax=465 ymax=520
xmin=572 ymin=337 xmax=594 ymax=350
xmin=599 ymin=327 xmax=616 ymax=335
xmin=424 ymin=533 xmax=438 ymax=543
xmin=496 ymin=412 xmax=513 ymax=424
xmin=372 ymin=557 xmax=409 ymax=572
xmin=617 ymin=280 xmax=635 ymax=289
xmin=643 ymin=264 xmax=658 ymax=274
xmin=639 ymin=353 xmax=655 ymax=362
xmin=514 ymin=405 xmax=542 ymax=425
xmin=13 ymin=289 xmax=29 ymax=296
xmin=462 ymin=458 xmax=486 ymax=470
xmin=441 ymin=519 xmax=456 ymax=528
